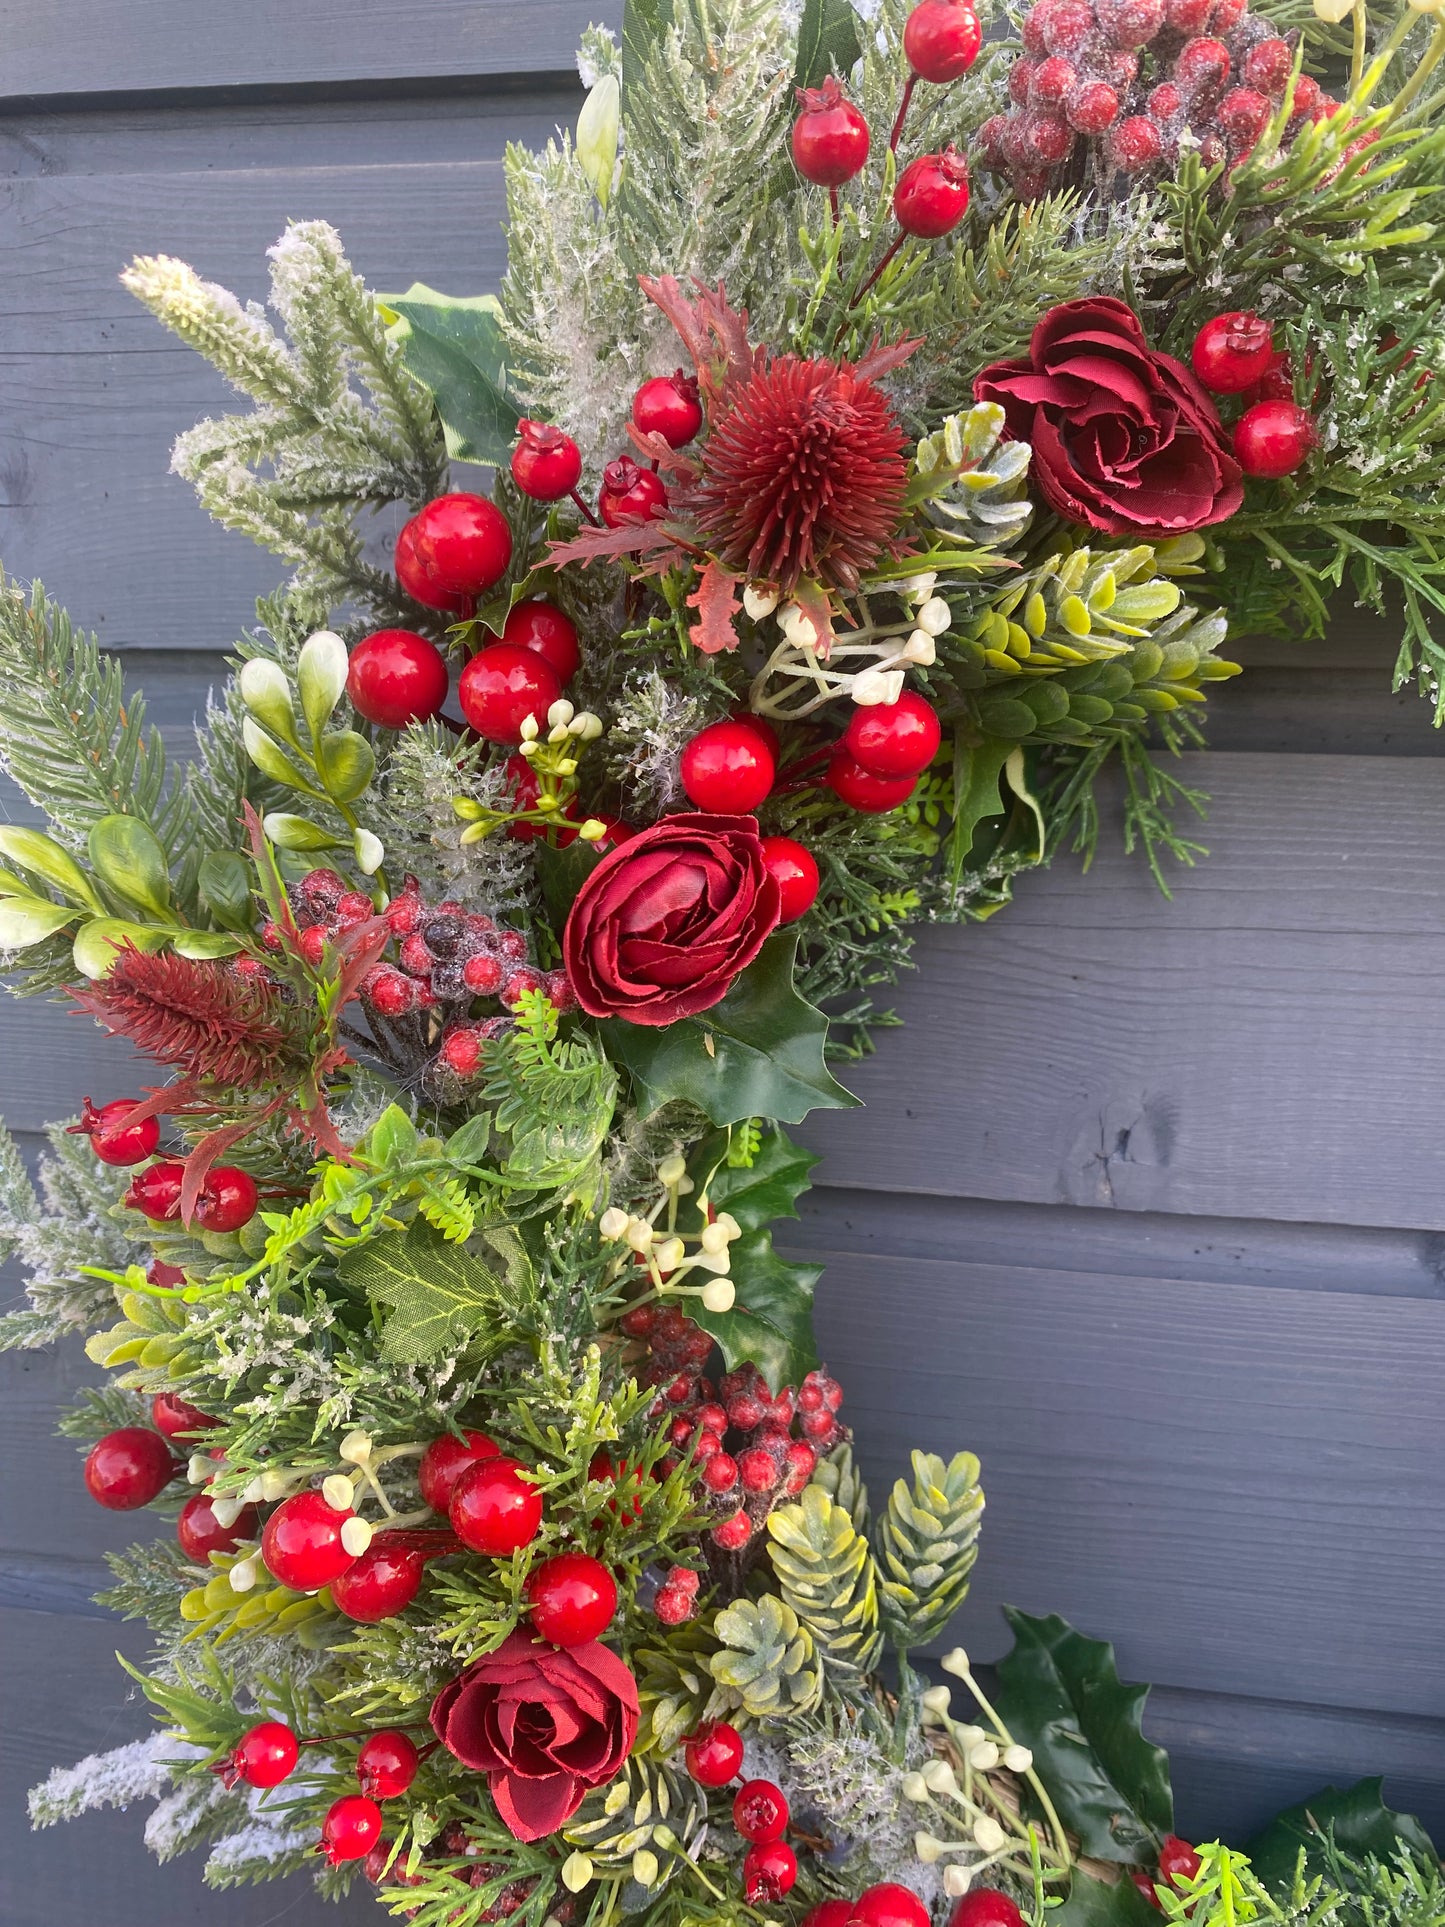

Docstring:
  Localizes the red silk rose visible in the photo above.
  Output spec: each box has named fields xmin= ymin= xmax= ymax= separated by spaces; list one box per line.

xmin=430 ymin=1631 xmax=639 ymax=1842
xmin=973 ymin=296 xmax=1243 ymax=536
xmin=562 ymin=812 xmax=781 ymax=1026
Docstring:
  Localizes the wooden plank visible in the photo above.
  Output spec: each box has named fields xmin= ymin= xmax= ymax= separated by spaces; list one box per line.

xmin=0 ymin=1 xmax=619 ymax=103
xmin=803 ymin=751 xmax=1445 ymax=1230
xmin=808 ymin=1242 xmax=1445 ymax=1719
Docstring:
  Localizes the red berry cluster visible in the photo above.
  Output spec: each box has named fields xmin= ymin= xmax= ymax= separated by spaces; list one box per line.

xmin=983 ymin=0 xmax=1330 ymax=196
xmin=122 ymin=1160 xmax=259 ymax=1232
xmin=1131 ymin=1834 xmax=1202 ymax=1907
xmin=1190 ymin=311 xmax=1317 ymax=478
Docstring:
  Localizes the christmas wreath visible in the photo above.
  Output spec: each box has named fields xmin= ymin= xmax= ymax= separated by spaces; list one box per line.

xmin=3 ymin=1 xmax=1444 ymax=1923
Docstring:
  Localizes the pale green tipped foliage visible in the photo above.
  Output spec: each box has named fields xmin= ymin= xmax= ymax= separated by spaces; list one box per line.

xmin=711 ymin=1593 xmax=824 ymax=1719
xmin=0 ymin=1121 xmax=149 ymax=1350
xmin=767 ymin=1481 xmax=884 ymax=1690
xmin=877 ymin=1449 xmax=985 ymax=1648
xmin=813 ymin=1440 xmax=871 ymax=1533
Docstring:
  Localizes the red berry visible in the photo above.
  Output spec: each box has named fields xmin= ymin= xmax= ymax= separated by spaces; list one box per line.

xmin=680 ymin=718 xmax=776 ymax=812
xmin=1250 ymin=349 xmax=1295 ymax=403
xmin=1174 ymin=37 xmax=1231 ymax=104
xmin=685 ymin=1721 xmax=745 ymax=1787
xmin=1097 ymin=0 xmax=1164 ymax=47
xmin=1191 ymin=311 xmax=1274 ymax=394
xmin=759 ymin=836 xmax=820 ymax=923
xmin=418 ymin=1430 xmax=501 ymax=1515
xmin=904 ymin=0 xmax=983 ymax=81
xmin=702 ymin=1451 xmax=740 ymax=1493
xmin=525 ymin=1552 xmax=618 ymax=1646
xmin=399 ymin=931 xmax=433 ymax=977
xmin=450 ymin=1456 xmax=543 ymax=1555
xmin=792 ymin=75 xmax=871 ymax=186
xmin=1041 ymin=0 xmax=1095 ymax=53
xmin=711 ymin=1507 xmax=753 ymax=1550
xmin=589 ymin=1448 xmax=646 ymax=1523
xmin=297 ymin=924 xmax=328 ymax=967
xmin=1147 ymin=82 xmax=1182 ymax=122
xmin=1242 ymin=35 xmax=1291 ymax=95
xmin=1163 ymin=0 xmax=1211 ymax=25
xmin=598 ymin=456 xmax=669 ymax=527
xmin=227 ymin=1721 xmax=299 ymax=1790
xmin=1109 ymin=114 xmax=1163 ymax=171
xmin=178 ymin=1491 xmax=259 ymax=1562
xmin=439 ymin=1026 xmax=486 ymax=1077
xmin=500 ymin=600 xmax=581 ymax=683
xmin=894 ymin=145 xmax=970 ymax=237
xmin=1217 ymin=84 xmax=1270 ymax=151
xmin=70 ymin=1097 xmax=160 ymax=1166
xmin=844 ymin=692 xmax=942 ymax=779
xmin=498 ymin=930 xmax=529 ymax=960
xmin=335 ymin=890 xmax=374 ymax=931
xmin=744 ymin=1840 xmax=798 ymax=1904
xmin=405 ymin=494 xmax=513 ymax=599
xmin=194 ymin=1167 xmax=259 ymax=1234
xmin=1067 ymin=81 xmax=1120 ymax=132
xmin=782 ymin=1438 xmax=819 ymax=1496
xmin=805 ymin=1906 xmax=857 ymax=1927
xmin=1131 ymin=1871 xmax=1163 ymax=1908
xmin=1209 ymin=0 xmax=1246 ymax=30
xmin=633 ymin=371 xmax=704 ymax=448
xmin=734 ymin=1779 xmax=789 ymax=1843
xmin=1289 ymin=73 xmax=1322 ymax=119
xmin=510 ymin=420 xmax=583 ymax=501
xmin=346 ymin=629 xmax=449 ymax=730
xmin=363 ymin=965 xmax=417 ymax=1017
xmin=395 ymin=519 xmax=471 ymax=615
xmin=1159 ymin=1836 xmax=1203 ymax=1889
xmin=357 ymin=1731 xmax=420 ymax=1800
xmin=1023 ymin=112 xmax=1073 ymax=164
xmin=827 ymin=747 xmax=917 ymax=813
xmin=124 ymin=1160 xmax=186 ymax=1221
xmin=151 ymin=1391 xmax=219 ymax=1440
xmin=1009 ymin=59 xmax=1038 ymax=104
xmin=331 ymin=1537 xmax=428 ymax=1622
xmin=853 ymin=1885 xmax=932 ymax=1927
xmin=462 ymin=951 xmax=504 ymax=994
xmin=950 ymin=1894 xmax=1028 ymax=1927
xmin=655 ymin=1581 xmax=696 ymax=1625
xmin=84 ymin=1428 xmax=177 ymax=1509
xmin=1235 ymin=400 xmax=1315 ymax=478
xmin=1031 ymin=55 xmax=1077 ymax=106
xmin=261 ymin=1489 xmax=358 ymax=1591
xmin=320 ymin=1795 xmax=384 ymax=1865
xmin=738 ymin=1446 xmax=781 ymax=1495
xmin=458 ymin=644 xmax=562 ymax=745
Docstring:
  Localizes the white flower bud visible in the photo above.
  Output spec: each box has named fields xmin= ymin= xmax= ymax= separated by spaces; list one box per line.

xmin=353 ymin=827 xmax=385 ymax=876
xmin=779 ymin=602 xmax=821 ymax=648
xmin=260 ymin=1468 xmax=294 ymax=1502
xmin=657 ymin=1154 xmax=687 ymax=1187
xmin=851 ymin=667 xmax=905 ymax=707
xmin=241 ymin=1476 xmax=266 ymax=1503
xmin=972 ymin=1815 xmax=1007 ymax=1854
xmin=548 ymin=699 xmax=575 ymax=729
xmin=548 ymin=723 xmax=572 ymax=744
xmin=340 ymin=1514 xmax=373 ymax=1556
xmin=714 ymin=1211 xmax=741 ymax=1241
xmin=902 ymin=1772 xmax=931 ymax=1802
xmin=699 ymin=1220 xmax=732 ymax=1254
xmin=338 ymin=1430 xmax=372 ymax=1465
xmin=518 ymin=738 xmax=540 ymax=759
xmin=322 ymin=1474 xmax=355 ymax=1512
xmin=920 ymin=1684 xmax=952 ymax=1715
xmin=653 ymin=1236 xmax=685 ymax=1272
xmin=903 ymin=632 xmax=938 ymax=665
xmin=209 ymin=1495 xmax=249 ymax=1531
xmin=954 ymin=1723 xmax=986 ymax=1752
xmin=914 ymin=1832 xmax=944 ymax=1865
xmin=1311 ymin=0 xmax=1354 ymax=17
xmin=578 ymin=817 xmax=608 ymax=842
xmin=923 ymin=1758 xmax=958 ymax=1794
xmin=561 ymin=1851 xmax=594 ymax=1893
xmin=917 ymin=596 xmax=952 ymax=635
xmin=941 ymin=1647 xmax=972 ymax=1678
xmin=901 ymin=571 xmax=938 ymax=602
xmin=228 ymin=1557 xmax=258 ymax=1593
xmin=1002 ymin=1745 xmax=1033 ymax=1774
xmin=943 ymin=1866 xmax=973 ymax=1898
xmin=573 ymin=711 xmax=604 ymax=741
xmin=968 ymin=1741 xmax=1000 ymax=1773
xmin=625 ymin=1217 xmax=655 ymax=1252
xmin=700 ymin=1277 xmax=736 ymax=1313
xmin=238 ymin=658 xmax=297 ymax=739
xmin=519 ymin=714 xmax=540 ymax=741
xmin=599 ymin=1206 xmax=630 ymax=1240
xmin=187 ymin=1454 xmax=212 ymax=1485
xmin=297 ymin=630 xmax=349 ymax=727
xmin=744 ymin=583 xmax=781 ymax=619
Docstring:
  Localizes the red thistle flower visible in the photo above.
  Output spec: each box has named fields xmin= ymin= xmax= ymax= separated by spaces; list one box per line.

xmin=72 ymin=944 xmax=308 ymax=1089
xmin=690 ymin=350 xmax=911 ymax=592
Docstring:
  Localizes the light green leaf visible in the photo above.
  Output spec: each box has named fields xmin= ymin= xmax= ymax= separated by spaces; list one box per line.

xmin=170 ymin=931 xmax=244 ymax=959
xmin=446 ymin=1113 xmax=492 ymax=1165
xmin=599 ymin=932 xmax=858 ymax=1126
xmin=0 ymin=895 xmax=80 ymax=947
xmin=197 ymin=850 xmax=254 ymax=929
xmin=73 ymin=918 xmax=170 ymax=979
xmin=242 ymin=717 xmax=316 ymax=793
xmin=384 ymin=284 xmax=521 ymax=467
xmin=336 ymin=1219 xmax=518 ymax=1366
xmin=0 ymin=827 xmax=104 ymax=912
xmin=317 ymin=730 xmax=375 ymax=804
xmin=622 ymin=0 xmax=675 ymax=105
xmin=367 ymin=1104 xmax=419 ymax=1167
xmin=86 ymin=815 xmax=172 ymax=918
xmin=297 ymin=630 xmax=349 ymax=742
xmin=262 ymin=812 xmax=345 ymax=853
xmin=1003 ymin=748 xmax=1046 ymax=862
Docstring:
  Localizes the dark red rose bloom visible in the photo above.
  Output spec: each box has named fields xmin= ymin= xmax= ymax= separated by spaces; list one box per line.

xmin=562 ymin=813 xmax=782 ymax=1026
xmin=430 ymin=1631 xmax=639 ymax=1842
xmin=973 ymin=296 xmax=1243 ymax=535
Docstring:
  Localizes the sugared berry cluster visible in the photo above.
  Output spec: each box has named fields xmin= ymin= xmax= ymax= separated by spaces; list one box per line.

xmin=983 ymin=0 xmax=1334 ymax=196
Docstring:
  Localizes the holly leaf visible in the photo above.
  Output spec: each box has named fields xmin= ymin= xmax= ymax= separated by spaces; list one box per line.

xmin=1053 ymin=1869 xmax=1163 ymax=1927
xmin=536 ymin=838 xmax=603 ymax=934
xmin=382 ymin=283 xmax=520 ymax=466
xmin=792 ymin=0 xmax=861 ymax=92
xmin=692 ymin=1230 xmax=821 ymax=1392
xmin=992 ymin=1608 xmax=1174 ymax=1863
xmin=1244 ymin=1780 xmax=1438 ymax=1890
xmin=688 ymin=1124 xmax=820 ymax=1232
xmin=599 ymin=932 xmax=859 ymax=1126
xmin=623 ymin=0 xmax=675 ymax=100
xmin=946 ymin=737 xmax=1013 ymax=885
xmin=336 ymin=1220 xmax=519 ymax=1366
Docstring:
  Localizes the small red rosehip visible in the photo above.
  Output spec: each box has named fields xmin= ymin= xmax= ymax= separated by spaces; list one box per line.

xmin=760 ymin=836 xmax=820 ymax=923
xmin=852 ymin=1885 xmax=932 ymax=1927
xmin=525 ymin=1552 xmax=619 ymax=1646
xmin=178 ymin=1491 xmax=259 ymax=1562
xmin=1159 ymin=1835 xmax=1203 ymax=1889
xmin=500 ymin=600 xmax=581 ymax=683
xmin=744 ymin=1840 xmax=798 ymax=1904
xmin=1235 ymin=400 xmax=1316 ymax=478
xmin=1192 ymin=311 xmax=1274 ymax=395
xmin=511 ymin=419 xmax=583 ymax=501
xmin=331 ymin=1537 xmax=428 ymax=1622
xmin=949 ymin=1893 xmax=1028 ymax=1927
xmin=792 ymin=75 xmax=871 ymax=186
xmin=684 ymin=1720 xmax=745 ymax=1787
xmin=844 ymin=691 xmax=942 ymax=779
xmin=151 ymin=1391 xmax=219 ymax=1441
xmin=632 ymin=371 xmax=703 ymax=448
xmin=319 ymin=1794 xmax=384 ymax=1865
xmin=404 ymin=493 xmax=513 ymax=599
xmin=598 ymin=456 xmax=668 ymax=527
xmin=805 ymin=1906 xmax=856 ymax=1927
xmin=894 ymin=145 xmax=970 ymax=237
xmin=193 ymin=1167 xmax=259 ymax=1234
xmin=679 ymin=718 xmax=776 ymax=812
xmin=347 ymin=630 xmax=449 ymax=730
xmin=734 ymin=1779 xmax=789 ymax=1843
xmin=69 ymin=1097 xmax=160 ymax=1166
xmin=261 ymin=1488 xmax=359 ymax=1591
xmin=221 ymin=1721 xmax=299 ymax=1790
xmin=124 ymin=1160 xmax=186 ymax=1221
xmin=84 ymin=1428 xmax=178 ymax=1510
xmin=827 ymin=747 xmax=918 ymax=813
xmin=356 ymin=1730 xmax=420 ymax=1800
xmin=418 ymin=1430 xmax=501 ymax=1514
xmin=904 ymin=0 xmax=983 ymax=82
xmin=450 ymin=1455 xmax=543 ymax=1555
xmin=458 ymin=644 xmax=562 ymax=744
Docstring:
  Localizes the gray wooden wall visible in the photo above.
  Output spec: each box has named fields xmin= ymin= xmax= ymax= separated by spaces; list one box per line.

xmin=1 ymin=6 xmax=1442 ymax=1920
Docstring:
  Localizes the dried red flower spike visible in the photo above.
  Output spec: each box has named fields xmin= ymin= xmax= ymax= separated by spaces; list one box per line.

xmin=71 ymin=944 xmax=306 ymax=1088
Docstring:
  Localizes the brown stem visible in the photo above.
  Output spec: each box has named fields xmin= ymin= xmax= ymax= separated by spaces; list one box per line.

xmin=829 ymin=184 xmax=840 ymax=225
xmin=569 ymin=488 xmax=600 ymax=527
xmin=850 ymin=231 xmax=905 ymax=309
xmin=890 ymin=74 xmax=918 ymax=152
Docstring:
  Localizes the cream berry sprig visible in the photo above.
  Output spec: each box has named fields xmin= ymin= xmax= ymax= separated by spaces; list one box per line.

xmin=452 ymin=698 xmax=607 ymax=845
xmin=597 ymin=1154 xmax=742 ymax=1314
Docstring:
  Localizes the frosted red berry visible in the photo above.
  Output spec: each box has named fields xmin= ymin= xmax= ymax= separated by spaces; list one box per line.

xmin=151 ymin=1391 xmax=219 ymax=1440
xmin=526 ymin=1552 xmax=618 ymax=1646
xmin=744 ymin=1840 xmax=798 ymax=1904
xmin=684 ymin=1720 xmax=744 ymax=1787
xmin=124 ymin=1160 xmax=186 ymax=1221
xmin=792 ymin=75 xmax=871 ymax=186
xmin=844 ymin=691 xmax=942 ymax=779
xmin=734 ymin=1780 xmax=789 ymax=1843
xmin=1218 ymin=84 xmax=1270 ymax=151
xmin=501 ymin=600 xmax=580 ymax=683
xmin=331 ymin=1537 xmax=428 ymax=1622
xmin=178 ymin=1491 xmax=259 ymax=1562
xmin=1174 ymin=37 xmax=1231 ymax=103
xmin=702 ymin=1451 xmax=740 ymax=1493
xmin=1147 ymin=81 xmax=1182 ymax=121
xmin=1159 ymin=1835 xmax=1203 ymax=1888
xmin=70 ymin=1097 xmax=160 ymax=1166
xmin=1192 ymin=311 xmax=1274 ymax=394
xmin=1109 ymin=114 xmax=1163 ymax=170
xmin=760 ymin=836 xmax=820 ymax=923
xmin=225 ymin=1721 xmax=299 ymax=1790
xmin=853 ymin=1885 xmax=932 ymax=1927
xmin=193 ymin=1167 xmax=259 ymax=1234
xmin=1068 ymin=81 xmax=1120 ymax=131
xmin=738 ymin=1446 xmax=781 ymax=1495
xmin=805 ymin=1906 xmax=857 ymax=1927
xmin=458 ymin=644 xmax=562 ymax=744
xmin=1024 ymin=112 xmax=1074 ymax=164
xmin=511 ymin=419 xmax=583 ymax=501
xmin=1042 ymin=0 xmax=1095 ymax=53
xmin=418 ymin=1430 xmax=501 ymax=1514
xmin=363 ymin=965 xmax=417 ymax=1017
xmin=320 ymin=1795 xmax=384 ymax=1865
xmin=1210 ymin=0 xmax=1246 ymax=30
xmin=357 ymin=1731 xmax=420 ymax=1800
xmin=598 ymin=456 xmax=669 ymax=527
xmin=85 ymin=1428 xmax=177 ymax=1510
xmin=450 ymin=1455 xmax=543 ymax=1555
xmin=950 ymin=1894 xmax=1028 ymax=1927
xmin=404 ymin=494 xmax=513 ymax=599
xmin=633 ymin=371 xmax=704 ymax=448
xmin=827 ymin=747 xmax=918 ymax=813
xmin=1010 ymin=59 xmax=1038 ymax=104
xmin=1235 ymin=400 xmax=1315 ymax=477
xmin=1242 ymin=35 xmax=1291 ymax=95
xmin=711 ymin=1507 xmax=753 ymax=1550
xmin=1163 ymin=0 xmax=1211 ymax=27
xmin=1097 ymin=0 xmax=1164 ymax=47
xmin=462 ymin=951 xmax=504 ymax=994
xmin=1032 ymin=55 xmax=1077 ymax=106
xmin=894 ymin=145 xmax=970 ymax=237
xmin=1289 ymin=73 xmax=1322 ymax=119
xmin=261 ymin=1488 xmax=358 ymax=1591
xmin=680 ymin=718 xmax=776 ymax=812
xmin=438 ymin=1027 xmax=485 ymax=1076
xmin=904 ymin=0 xmax=983 ymax=82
